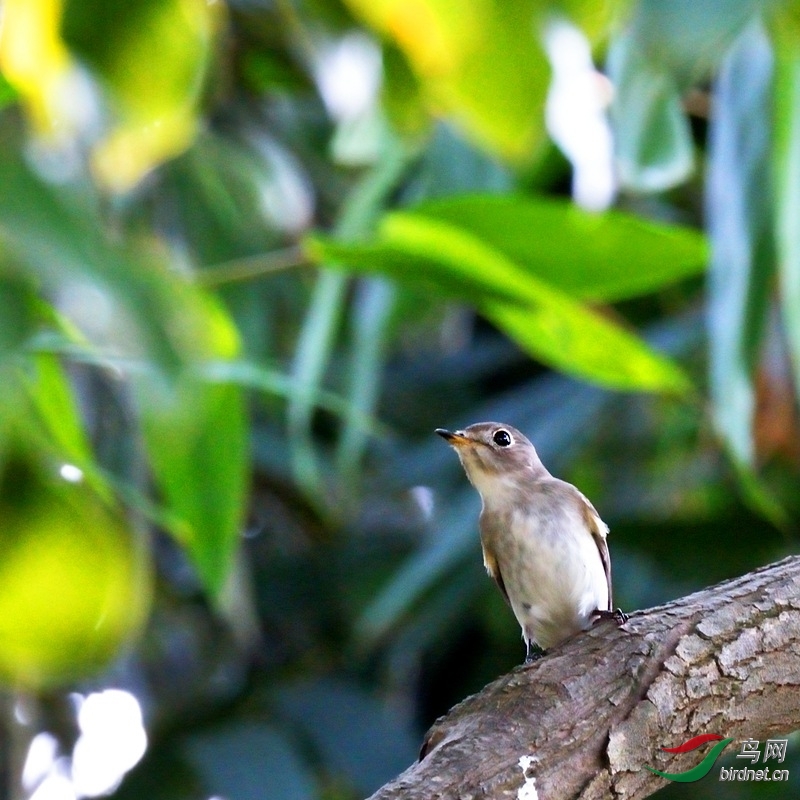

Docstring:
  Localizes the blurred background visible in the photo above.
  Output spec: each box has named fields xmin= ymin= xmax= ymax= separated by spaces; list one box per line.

xmin=0 ymin=0 xmax=798 ymax=798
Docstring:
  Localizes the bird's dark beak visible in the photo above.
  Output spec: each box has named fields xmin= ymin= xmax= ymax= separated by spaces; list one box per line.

xmin=435 ymin=428 xmax=470 ymax=446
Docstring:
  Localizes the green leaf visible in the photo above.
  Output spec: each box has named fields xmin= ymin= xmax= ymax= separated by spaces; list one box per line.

xmin=335 ymin=278 xmax=396 ymax=494
xmin=135 ymin=372 xmax=248 ymax=597
xmin=305 ymin=234 xmax=524 ymax=308
xmin=308 ymin=208 xmax=693 ymax=393
xmin=625 ymin=0 xmax=770 ymax=83
xmin=201 ymin=360 xmax=389 ymax=438
xmin=706 ymin=20 xmax=774 ymax=466
xmin=0 ymin=71 xmax=17 ymax=110
xmin=0 ymin=272 xmax=38 ymax=359
xmin=607 ymin=30 xmax=695 ymax=192
xmin=21 ymin=353 xmax=92 ymax=470
xmin=409 ymin=194 xmax=708 ymax=301
xmin=288 ymin=270 xmax=348 ymax=505
xmin=609 ymin=0 xmax=770 ymax=191
xmin=0 ymin=142 xmax=180 ymax=372
xmin=484 ymin=299 xmax=688 ymax=393
xmin=0 ymin=139 xmax=241 ymax=368
xmin=288 ymin=134 xmax=415 ymax=506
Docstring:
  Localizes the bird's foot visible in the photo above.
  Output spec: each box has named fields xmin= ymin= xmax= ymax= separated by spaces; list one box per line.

xmin=524 ymin=641 xmax=546 ymax=665
xmin=591 ymin=607 xmax=629 ymax=625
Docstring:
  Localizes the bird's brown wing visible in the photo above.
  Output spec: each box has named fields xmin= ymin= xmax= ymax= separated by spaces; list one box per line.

xmin=576 ymin=491 xmax=613 ymax=610
xmin=481 ymin=542 xmax=511 ymax=606
xmin=478 ymin=512 xmax=511 ymax=606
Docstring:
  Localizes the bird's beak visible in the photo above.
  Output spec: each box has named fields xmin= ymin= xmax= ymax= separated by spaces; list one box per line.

xmin=435 ymin=428 xmax=471 ymax=446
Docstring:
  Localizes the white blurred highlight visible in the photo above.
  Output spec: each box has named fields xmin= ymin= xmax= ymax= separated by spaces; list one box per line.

xmin=314 ymin=33 xmax=381 ymax=122
xmin=314 ymin=32 xmax=383 ymax=165
xmin=254 ymin=139 xmax=314 ymax=235
xmin=544 ymin=20 xmax=616 ymax=211
xmin=56 ymin=283 xmax=116 ymax=344
xmin=29 ymin=769 xmax=76 ymax=800
xmin=71 ymin=690 xmax=148 ymax=797
xmin=23 ymin=733 xmax=60 ymax=792
xmin=410 ymin=486 xmax=435 ymax=521
xmin=21 ymin=690 xmax=148 ymax=800
xmin=59 ymin=464 xmax=84 ymax=483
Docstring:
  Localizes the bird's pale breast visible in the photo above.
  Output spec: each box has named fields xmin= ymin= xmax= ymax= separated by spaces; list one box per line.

xmin=482 ymin=489 xmax=608 ymax=650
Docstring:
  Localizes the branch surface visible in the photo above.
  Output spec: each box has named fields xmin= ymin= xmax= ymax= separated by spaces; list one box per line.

xmin=368 ymin=556 xmax=800 ymax=800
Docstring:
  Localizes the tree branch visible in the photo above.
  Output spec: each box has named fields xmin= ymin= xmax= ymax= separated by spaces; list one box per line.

xmin=368 ymin=556 xmax=800 ymax=800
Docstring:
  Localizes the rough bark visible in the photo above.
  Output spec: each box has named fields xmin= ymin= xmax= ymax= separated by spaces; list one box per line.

xmin=368 ymin=556 xmax=800 ymax=800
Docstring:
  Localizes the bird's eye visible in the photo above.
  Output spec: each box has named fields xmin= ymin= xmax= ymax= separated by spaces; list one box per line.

xmin=493 ymin=429 xmax=512 ymax=447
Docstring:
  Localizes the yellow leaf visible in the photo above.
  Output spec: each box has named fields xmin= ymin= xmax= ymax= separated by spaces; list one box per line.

xmin=0 ymin=0 xmax=73 ymax=134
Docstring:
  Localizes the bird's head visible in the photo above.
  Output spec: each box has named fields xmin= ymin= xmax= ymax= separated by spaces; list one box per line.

xmin=436 ymin=422 xmax=547 ymax=500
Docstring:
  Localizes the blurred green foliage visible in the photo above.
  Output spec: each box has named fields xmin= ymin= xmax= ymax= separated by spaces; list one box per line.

xmin=0 ymin=0 xmax=798 ymax=799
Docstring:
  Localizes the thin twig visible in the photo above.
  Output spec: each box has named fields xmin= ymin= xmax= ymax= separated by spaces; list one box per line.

xmin=197 ymin=244 xmax=312 ymax=287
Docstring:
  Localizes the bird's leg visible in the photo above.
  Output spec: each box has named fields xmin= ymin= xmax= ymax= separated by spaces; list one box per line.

xmin=591 ymin=608 xmax=629 ymax=625
xmin=524 ymin=638 xmax=546 ymax=665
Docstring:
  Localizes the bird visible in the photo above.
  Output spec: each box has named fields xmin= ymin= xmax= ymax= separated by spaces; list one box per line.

xmin=436 ymin=421 xmax=626 ymax=663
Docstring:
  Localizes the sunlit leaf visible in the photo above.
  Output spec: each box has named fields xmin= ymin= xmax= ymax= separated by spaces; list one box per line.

xmin=381 ymin=42 xmax=429 ymax=136
xmin=0 ymin=0 xmax=73 ymax=135
xmin=62 ymin=0 xmax=221 ymax=190
xmin=0 ymin=445 xmax=151 ymax=689
xmin=305 ymin=234 xmax=523 ymax=307
xmin=706 ymin=20 xmax=774 ymax=467
xmin=21 ymin=353 xmax=92 ymax=470
xmin=343 ymin=0 xmax=549 ymax=160
xmin=408 ymin=194 xmax=708 ymax=301
xmin=484 ymin=299 xmax=688 ymax=393
xmin=308 ymin=208 xmax=693 ymax=393
xmin=308 ymin=194 xmax=708 ymax=307
xmin=0 ymin=144 xmax=252 ymax=597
